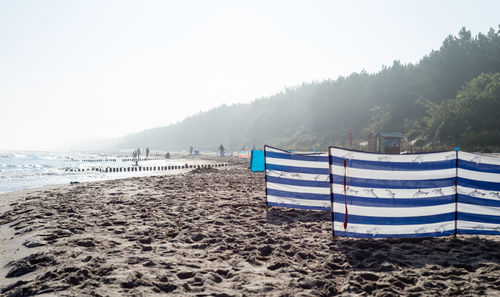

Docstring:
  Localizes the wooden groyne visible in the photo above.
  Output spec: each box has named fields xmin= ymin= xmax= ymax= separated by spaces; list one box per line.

xmin=76 ymin=157 xmax=164 ymax=163
xmin=120 ymin=158 xmax=163 ymax=162
xmin=64 ymin=163 xmax=228 ymax=173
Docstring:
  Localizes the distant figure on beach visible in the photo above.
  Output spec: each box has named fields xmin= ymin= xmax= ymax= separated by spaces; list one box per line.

xmin=135 ymin=147 xmax=141 ymax=165
xmin=217 ymin=144 xmax=225 ymax=157
xmin=348 ymin=128 xmax=353 ymax=148
xmin=146 ymin=147 xmax=150 ymax=159
xmin=165 ymin=152 xmax=170 ymax=159
xmin=189 ymin=146 xmax=193 ymax=155
xmin=132 ymin=150 xmax=137 ymax=165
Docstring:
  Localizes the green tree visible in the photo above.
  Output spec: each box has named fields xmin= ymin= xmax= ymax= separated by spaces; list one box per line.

xmin=426 ymin=73 xmax=500 ymax=150
xmin=115 ymin=26 xmax=500 ymax=152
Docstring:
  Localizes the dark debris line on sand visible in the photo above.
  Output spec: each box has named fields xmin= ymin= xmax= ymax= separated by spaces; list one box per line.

xmin=1 ymin=165 xmax=500 ymax=296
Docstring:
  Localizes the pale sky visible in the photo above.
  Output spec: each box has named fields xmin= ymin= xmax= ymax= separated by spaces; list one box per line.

xmin=1 ymin=0 xmax=499 ymax=150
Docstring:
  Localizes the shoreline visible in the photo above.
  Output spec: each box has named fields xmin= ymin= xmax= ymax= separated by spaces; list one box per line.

xmin=1 ymin=164 xmax=499 ymax=296
xmin=0 ymin=156 xmax=244 ymax=196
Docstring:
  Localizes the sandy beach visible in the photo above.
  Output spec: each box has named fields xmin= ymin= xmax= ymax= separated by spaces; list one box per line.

xmin=1 ymin=163 xmax=500 ymax=296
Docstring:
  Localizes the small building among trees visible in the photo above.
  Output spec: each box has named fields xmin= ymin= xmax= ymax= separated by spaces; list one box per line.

xmin=368 ymin=132 xmax=402 ymax=154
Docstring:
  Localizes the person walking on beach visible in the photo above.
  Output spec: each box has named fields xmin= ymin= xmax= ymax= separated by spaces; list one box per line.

xmin=217 ymin=144 xmax=225 ymax=157
xmin=135 ymin=148 xmax=141 ymax=165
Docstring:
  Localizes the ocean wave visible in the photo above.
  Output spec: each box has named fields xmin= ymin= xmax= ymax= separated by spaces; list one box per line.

xmin=2 ymin=168 xmax=67 ymax=179
xmin=0 ymin=153 xmax=29 ymax=159
xmin=40 ymin=156 xmax=59 ymax=160
xmin=16 ymin=164 xmax=44 ymax=169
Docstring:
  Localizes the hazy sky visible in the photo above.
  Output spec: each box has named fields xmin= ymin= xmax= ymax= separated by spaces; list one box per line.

xmin=1 ymin=0 xmax=499 ymax=150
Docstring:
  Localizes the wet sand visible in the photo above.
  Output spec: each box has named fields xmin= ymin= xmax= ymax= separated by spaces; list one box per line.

xmin=1 ymin=165 xmax=499 ymax=296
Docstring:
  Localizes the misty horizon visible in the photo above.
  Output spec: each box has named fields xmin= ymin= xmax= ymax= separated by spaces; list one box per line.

xmin=1 ymin=1 xmax=500 ymax=151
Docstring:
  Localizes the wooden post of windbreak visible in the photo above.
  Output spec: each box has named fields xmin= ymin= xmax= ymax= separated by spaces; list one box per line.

xmin=264 ymin=145 xmax=269 ymax=216
xmin=454 ymin=147 xmax=459 ymax=238
xmin=328 ymin=146 xmax=335 ymax=241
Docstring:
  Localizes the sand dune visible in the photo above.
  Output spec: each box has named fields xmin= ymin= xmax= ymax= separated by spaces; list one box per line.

xmin=1 ymin=165 xmax=499 ymax=296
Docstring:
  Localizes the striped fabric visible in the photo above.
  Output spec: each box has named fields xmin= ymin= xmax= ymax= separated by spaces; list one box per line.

xmin=457 ymin=152 xmax=500 ymax=235
xmin=329 ymin=147 xmax=457 ymax=238
xmin=265 ymin=145 xmax=330 ymax=210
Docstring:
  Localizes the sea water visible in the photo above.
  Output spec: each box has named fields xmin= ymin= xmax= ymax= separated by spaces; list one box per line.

xmin=0 ymin=151 xmax=186 ymax=194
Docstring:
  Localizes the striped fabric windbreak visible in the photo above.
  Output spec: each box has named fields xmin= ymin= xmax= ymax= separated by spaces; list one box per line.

xmin=329 ymin=147 xmax=457 ymax=238
xmin=457 ymin=152 xmax=500 ymax=235
xmin=265 ymin=145 xmax=330 ymax=210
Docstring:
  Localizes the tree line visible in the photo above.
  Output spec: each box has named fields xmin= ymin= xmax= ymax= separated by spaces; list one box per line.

xmin=116 ymin=26 xmax=500 ymax=153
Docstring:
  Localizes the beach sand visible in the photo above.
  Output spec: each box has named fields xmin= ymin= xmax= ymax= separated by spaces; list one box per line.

xmin=1 ymin=164 xmax=499 ymax=296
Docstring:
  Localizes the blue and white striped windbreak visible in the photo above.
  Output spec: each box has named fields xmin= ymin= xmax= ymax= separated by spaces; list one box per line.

xmin=264 ymin=145 xmax=500 ymax=238
xmin=265 ymin=145 xmax=330 ymax=210
xmin=457 ymin=152 xmax=500 ymax=235
xmin=329 ymin=147 xmax=457 ymax=238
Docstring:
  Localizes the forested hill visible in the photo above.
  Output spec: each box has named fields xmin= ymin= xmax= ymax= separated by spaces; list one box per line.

xmin=116 ymin=26 xmax=500 ymax=152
